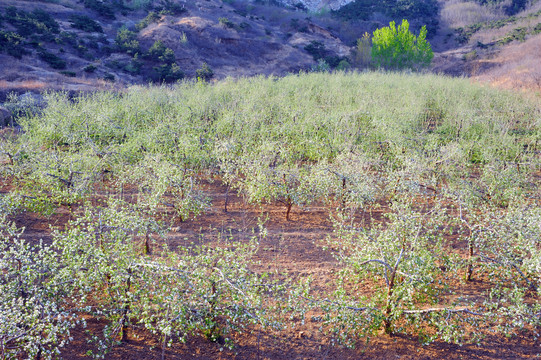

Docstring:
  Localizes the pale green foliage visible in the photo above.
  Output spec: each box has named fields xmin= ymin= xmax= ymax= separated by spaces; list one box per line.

xmin=53 ymin=199 xmax=168 ymax=356
xmin=371 ymin=19 xmax=433 ymax=70
xmin=231 ymin=151 xmax=317 ymax=220
xmin=322 ymin=201 xmax=467 ymax=344
xmin=458 ymin=203 xmax=541 ymax=290
xmin=2 ymin=72 xmax=540 ymax=352
xmin=137 ymin=231 xmax=288 ymax=348
xmin=355 ymin=32 xmax=372 ymax=68
xmin=0 ymin=215 xmax=78 ymax=359
xmin=53 ymin=200 xmax=291 ymax=355
xmin=120 ymin=154 xmax=210 ymax=221
xmin=310 ymin=152 xmax=380 ymax=217
xmin=311 ymin=59 xmax=330 ymax=72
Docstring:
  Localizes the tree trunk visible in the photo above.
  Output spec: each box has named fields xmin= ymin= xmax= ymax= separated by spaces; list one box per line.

xmin=224 ymin=184 xmax=230 ymax=213
xmin=286 ymin=202 xmax=292 ymax=221
xmin=465 ymin=239 xmax=474 ymax=281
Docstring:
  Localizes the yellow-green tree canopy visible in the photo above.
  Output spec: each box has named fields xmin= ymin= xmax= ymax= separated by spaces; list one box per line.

xmin=371 ymin=19 xmax=433 ymax=70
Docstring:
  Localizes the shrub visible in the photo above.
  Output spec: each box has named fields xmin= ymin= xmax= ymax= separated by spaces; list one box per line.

xmin=371 ymin=19 xmax=433 ymax=70
xmin=304 ymin=40 xmax=326 ymax=61
xmin=103 ymin=72 xmax=115 ymax=82
xmin=60 ymin=70 xmax=76 ymax=77
xmin=136 ymin=11 xmax=160 ymax=30
xmin=0 ymin=30 xmax=28 ymax=59
xmin=219 ymin=17 xmax=235 ymax=28
xmin=4 ymin=7 xmax=60 ymax=37
xmin=115 ymin=27 xmax=140 ymax=55
xmin=355 ymin=32 xmax=372 ymax=68
xmin=311 ymin=58 xmax=330 ymax=72
xmin=58 ymin=31 xmax=77 ymax=47
xmin=304 ymin=41 xmax=346 ymax=69
xmin=333 ymin=0 xmax=439 ymax=36
xmin=69 ymin=14 xmax=103 ymax=33
xmin=196 ymin=62 xmax=214 ymax=81
xmin=151 ymin=63 xmax=184 ymax=83
xmin=154 ymin=0 xmax=187 ymax=15
xmin=506 ymin=0 xmax=527 ymax=15
xmin=336 ymin=59 xmax=351 ymax=71
xmin=124 ymin=55 xmax=143 ymax=75
xmin=496 ymin=27 xmax=528 ymax=45
xmin=146 ymin=40 xmax=175 ymax=64
xmin=83 ymin=0 xmax=116 ymax=19
xmin=30 ymin=8 xmax=60 ymax=33
xmin=0 ymin=218 xmax=78 ymax=359
xmin=38 ymin=49 xmax=66 ymax=69
xmin=83 ymin=64 xmax=97 ymax=73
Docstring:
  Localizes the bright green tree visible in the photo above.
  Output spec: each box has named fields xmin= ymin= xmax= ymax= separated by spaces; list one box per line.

xmin=371 ymin=19 xmax=433 ymax=70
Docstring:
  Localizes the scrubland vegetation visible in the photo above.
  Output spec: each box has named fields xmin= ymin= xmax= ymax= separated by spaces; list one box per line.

xmin=1 ymin=72 xmax=540 ymax=358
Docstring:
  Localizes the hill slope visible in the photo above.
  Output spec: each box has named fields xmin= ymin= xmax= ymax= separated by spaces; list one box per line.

xmin=1 ymin=0 xmax=541 ymax=97
xmin=0 ymin=0 xmax=351 ymax=96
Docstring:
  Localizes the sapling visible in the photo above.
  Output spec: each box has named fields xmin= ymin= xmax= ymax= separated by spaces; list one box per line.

xmin=319 ymin=199 xmax=484 ymax=345
xmin=0 ymin=215 xmax=78 ymax=359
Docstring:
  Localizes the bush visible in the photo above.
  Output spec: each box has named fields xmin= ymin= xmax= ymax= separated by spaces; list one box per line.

xmin=60 ymin=70 xmax=76 ymax=77
xmin=0 ymin=219 xmax=77 ymax=359
xmin=115 ymin=27 xmax=140 ymax=55
xmin=83 ymin=64 xmax=97 ymax=73
xmin=371 ymin=19 xmax=433 ymax=70
xmin=506 ymin=0 xmax=527 ymax=15
xmin=304 ymin=41 xmax=346 ymax=69
xmin=336 ymin=59 xmax=351 ymax=71
xmin=333 ymin=0 xmax=439 ymax=37
xmin=69 ymin=14 xmax=103 ymax=33
xmin=4 ymin=7 xmax=60 ymax=37
xmin=103 ymin=72 xmax=115 ymax=82
xmin=146 ymin=40 xmax=175 ymax=64
xmin=304 ymin=40 xmax=326 ymax=61
xmin=196 ymin=62 xmax=214 ymax=81
xmin=219 ymin=17 xmax=235 ymax=28
xmin=154 ymin=0 xmax=187 ymax=15
xmin=136 ymin=11 xmax=160 ymax=30
xmin=311 ymin=59 xmax=330 ymax=72
xmin=124 ymin=55 xmax=143 ymax=74
xmin=38 ymin=49 xmax=66 ymax=69
xmin=151 ymin=63 xmax=184 ymax=83
xmin=83 ymin=0 xmax=116 ymax=19
xmin=0 ymin=30 xmax=28 ymax=59
xmin=355 ymin=32 xmax=372 ymax=68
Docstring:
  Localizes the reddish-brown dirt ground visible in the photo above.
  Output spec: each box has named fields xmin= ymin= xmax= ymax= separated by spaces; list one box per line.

xmin=4 ymin=179 xmax=541 ymax=359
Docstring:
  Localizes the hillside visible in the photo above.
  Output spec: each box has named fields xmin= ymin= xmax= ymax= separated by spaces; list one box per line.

xmin=433 ymin=0 xmax=541 ymax=91
xmin=1 ymin=0 xmax=541 ymax=100
xmin=0 ymin=0 xmax=354 ymax=98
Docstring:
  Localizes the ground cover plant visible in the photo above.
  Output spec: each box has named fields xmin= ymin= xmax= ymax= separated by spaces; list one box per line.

xmin=0 ymin=71 xmax=540 ymax=358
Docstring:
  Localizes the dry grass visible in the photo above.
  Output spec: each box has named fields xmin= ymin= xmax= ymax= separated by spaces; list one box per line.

xmin=439 ymin=0 xmax=507 ymax=29
xmin=0 ymin=80 xmax=47 ymax=91
xmin=474 ymin=33 xmax=541 ymax=93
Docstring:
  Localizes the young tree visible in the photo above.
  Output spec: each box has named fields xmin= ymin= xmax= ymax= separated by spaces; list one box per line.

xmin=355 ymin=32 xmax=372 ymax=68
xmin=0 ymin=215 xmax=78 ymax=359
xmin=371 ymin=19 xmax=433 ymax=70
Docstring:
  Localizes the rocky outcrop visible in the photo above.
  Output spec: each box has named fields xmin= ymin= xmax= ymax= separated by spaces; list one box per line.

xmin=276 ymin=0 xmax=355 ymax=11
